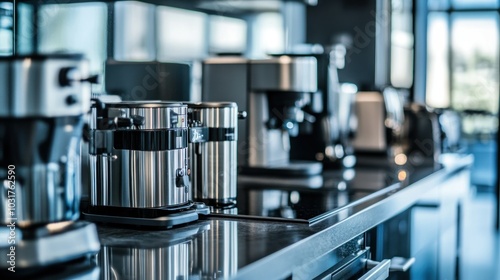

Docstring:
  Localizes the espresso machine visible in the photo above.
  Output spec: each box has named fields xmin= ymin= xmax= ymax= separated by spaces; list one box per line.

xmin=0 ymin=55 xmax=100 ymax=275
xmin=203 ymin=55 xmax=322 ymax=177
xmin=84 ymin=100 xmax=209 ymax=227
xmin=289 ymin=45 xmax=357 ymax=168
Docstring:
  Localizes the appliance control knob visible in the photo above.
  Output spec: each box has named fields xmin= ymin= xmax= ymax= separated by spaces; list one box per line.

xmin=176 ymin=175 xmax=190 ymax=189
xmin=59 ymin=67 xmax=79 ymax=87
xmin=81 ymin=74 xmax=100 ymax=84
xmin=238 ymin=111 xmax=247 ymax=119
xmin=65 ymin=94 xmax=79 ymax=106
xmin=59 ymin=67 xmax=100 ymax=87
xmin=176 ymin=168 xmax=185 ymax=177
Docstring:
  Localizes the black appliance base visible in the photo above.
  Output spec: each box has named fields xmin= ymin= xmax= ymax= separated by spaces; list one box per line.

xmin=82 ymin=203 xmax=210 ymax=228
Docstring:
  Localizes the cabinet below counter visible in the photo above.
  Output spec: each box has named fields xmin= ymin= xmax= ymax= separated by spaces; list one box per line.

xmin=93 ymin=153 xmax=473 ymax=280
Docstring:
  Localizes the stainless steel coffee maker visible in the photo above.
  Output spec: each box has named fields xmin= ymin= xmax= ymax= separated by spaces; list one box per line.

xmin=203 ymin=55 xmax=322 ymax=177
xmin=0 ymin=54 xmax=100 ymax=274
xmin=289 ymin=45 xmax=357 ymax=168
xmin=187 ymin=102 xmax=245 ymax=208
xmin=84 ymin=100 xmax=209 ymax=227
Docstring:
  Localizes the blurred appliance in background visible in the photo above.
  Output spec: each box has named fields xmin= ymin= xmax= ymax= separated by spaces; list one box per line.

xmin=403 ymin=103 xmax=442 ymax=166
xmin=352 ymin=88 xmax=406 ymax=166
xmin=203 ymin=55 xmax=322 ymax=177
xmin=105 ymin=60 xmax=191 ymax=101
xmin=288 ymin=44 xmax=358 ymax=168
xmin=436 ymin=109 xmax=463 ymax=153
xmin=187 ymin=102 xmax=246 ymax=210
xmin=84 ymin=100 xmax=209 ymax=227
xmin=0 ymin=54 xmax=100 ymax=276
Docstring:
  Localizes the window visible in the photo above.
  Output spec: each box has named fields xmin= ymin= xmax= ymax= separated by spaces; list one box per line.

xmin=426 ymin=0 xmax=500 ymax=137
xmin=390 ymin=0 xmax=414 ymax=88
xmin=452 ymin=0 xmax=499 ymax=9
xmin=451 ymin=13 xmax=499 ymax=135
xmin=426 ymin=12 xmax=450 ymax=108
xmin=157 ymin=6 xmax=207 ymax=60
xmin=209 ymin=15 xmax=247 ymax=55
xmin=249 ymin=12 xmax=285 ymax=58
xmin=0 ymin=2 xmax=13 ymax=55
xmin=114 ymin=1 xmax=155 ymax=61
xmin=38 ymin=3 xmax=107 ymax=92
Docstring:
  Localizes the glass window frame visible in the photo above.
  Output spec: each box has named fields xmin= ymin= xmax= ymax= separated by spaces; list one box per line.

xmin=426 ymin=1 xmax=500 ymax=137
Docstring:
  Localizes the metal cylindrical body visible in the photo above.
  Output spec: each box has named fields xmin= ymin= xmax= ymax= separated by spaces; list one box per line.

xmin=188 ymin=102 xmax=238 ymax=205
xmin=193 ymin=220 xmax=238 ymax=279
xmin=90 ymin=101 xmax=191 ymax=208
xmin=99 ymin=243 xmax=191 ymax=280
xmin=0 ymin=55 xmax=91 ymax=226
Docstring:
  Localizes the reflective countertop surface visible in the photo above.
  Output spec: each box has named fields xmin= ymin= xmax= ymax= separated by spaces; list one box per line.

xmin=90 ymin=154 xmax=472 ymax=280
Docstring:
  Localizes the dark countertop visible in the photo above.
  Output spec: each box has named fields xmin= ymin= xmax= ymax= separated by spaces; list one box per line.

xmin=94 ymin=154 xmax=473 ymax=280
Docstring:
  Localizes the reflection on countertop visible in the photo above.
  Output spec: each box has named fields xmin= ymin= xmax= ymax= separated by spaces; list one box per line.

xmin=91 ymin=153 xmax=472 ymax=280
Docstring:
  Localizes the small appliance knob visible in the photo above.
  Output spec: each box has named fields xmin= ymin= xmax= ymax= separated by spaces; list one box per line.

xmin=238 ymin=111 xmax=247 ymax=119
xmin=59 ymin=67 xmax=79 ymax=87
xmin=65 ymin=94 xmax=79 ymax=105
xmin=59 ymin=67 xmax=100 ymax=87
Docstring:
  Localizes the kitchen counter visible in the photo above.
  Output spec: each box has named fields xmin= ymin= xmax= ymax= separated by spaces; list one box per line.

xmin=93 ymin=154 xmax=473 ymax=280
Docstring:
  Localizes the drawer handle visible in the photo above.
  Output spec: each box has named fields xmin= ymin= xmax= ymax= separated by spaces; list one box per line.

xmin=358 ymin=259 xmax=391 ymax=280
xmin=366 ymin=257 xmax=416 ymax=272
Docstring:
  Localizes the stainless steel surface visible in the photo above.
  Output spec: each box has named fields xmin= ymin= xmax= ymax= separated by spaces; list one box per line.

xmin=247 ymin=56 xmax=318 ymax=170
xmin=389 ymin=257 xmax=415 ymax=272
xmin=90 ymin=101 xmax=190 ymax=208
xmin=202 ymin=58 xmax=249 ymax=166
xmin=193 ymin=220 xmax=238 ymax=279
xmin=187 ymin=102 xmax=238 ymax=127
xmin=91 ymin=150 xmax=189 ymax=208
xmin=99 ymin=243 xmax=191 ymax=280
xmin=232 ymin=154 xmax=472 ymax=280
xmin=0 ymin=55 xmax=92 ymax=226
xmin=0 ymin=54 xmax=99 ymax=272
xmin=359 ymin=259 xmax=391 ymax=280
xmin=192 ymin=142 xmax=238 ymax=201
xmin=202 ymin=56 xmax=319 ymax=171
xmin=92 ymin=154 xmax=472 ymax=280
xmin=101 ymin=101 xmax=187 ymax=129
xmin=250 ymin=56 xmax=317 ymax=93
xmin=0 ymin=56 xmax=91 ymax=117
xmin=0 ymin=221 xmax=100 ymax=269
xmin=296 ymin=235 xmax=365 ymax=280
xmin=248 ymin=92 xmax=289 ymax=166
xmin=188 ymin=102 xmax=238 ymax=204
xmin=96 ymin=222 xmax=210 ymax=279
xmin=0 ymin=162 xmax=81 ymax=226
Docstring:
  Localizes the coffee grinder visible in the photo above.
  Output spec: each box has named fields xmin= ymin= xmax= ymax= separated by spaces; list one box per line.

xmin=203 ymin=55 xmax=322 ymax=178
xmin=0 ymin=54 xmax=100 ymax=274
xmin=187 ymin=102 xmax=245 ymax=210
xmin=83 ymin=100 xmax=209 ymax=227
